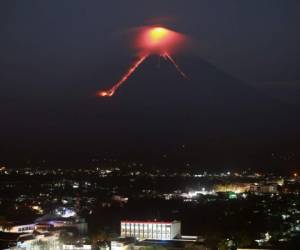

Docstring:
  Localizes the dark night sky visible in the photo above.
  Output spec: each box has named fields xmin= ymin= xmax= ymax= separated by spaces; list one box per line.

xmin=1 ymin=1 xmax=300 ymax=170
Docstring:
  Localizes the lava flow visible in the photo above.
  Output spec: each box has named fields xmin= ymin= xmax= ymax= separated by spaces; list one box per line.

xmin=98 ymin=54 xmax=148 ymax=97
xmin=162 ymin=52 xmax=188 ymax=79
xmin=98 ymin=26 xmax=187 ymax=97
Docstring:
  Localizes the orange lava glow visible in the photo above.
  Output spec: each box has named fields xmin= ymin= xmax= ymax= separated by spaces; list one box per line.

xmin=136 ymin=26 xmax=186 ymax=54
xmin=97 ymin=90 xmax=114 ymax=97
xmin=162 ymin=52 xmax=187 ymax=79
xmin=149 ymin=27 xmax=169 ymax=44
xmin=97 ymin=54 xmax=148 ymax=97
xmin=97 ymin=26 xmax=188 ymax=97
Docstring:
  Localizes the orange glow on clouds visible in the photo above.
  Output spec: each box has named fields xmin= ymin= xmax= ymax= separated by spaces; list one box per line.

xmin=136 ymin=26 xmax=186 ymax=54
xmin=97 ymin=25 xmax=188 ymax=97
xmin=149 ymin=27 xmax=169 ymax=44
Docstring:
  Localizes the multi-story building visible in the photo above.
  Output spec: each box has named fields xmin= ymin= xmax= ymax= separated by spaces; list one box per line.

xmin=120 ymin=220 xmax=181 ymax=240
xmin=250 ymin=183 xmax=278 ymax=194
xmin=0 ymin=231 xmax=60 ymax=250
xmin=1 ymin=223 xmax=35 ymax=233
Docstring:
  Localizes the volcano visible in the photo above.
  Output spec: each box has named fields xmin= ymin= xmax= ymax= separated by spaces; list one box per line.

xmin=96 ymin=54 xmax=299 ymax=144
xmin=3 ymin=52 xmax=299 ymax=168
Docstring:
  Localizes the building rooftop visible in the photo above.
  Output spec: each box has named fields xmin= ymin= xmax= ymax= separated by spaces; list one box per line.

xmin=112 ymin=237 xmax=136 ymax=245
xmin=135 ymin=239 xmax=200 ymax=249
xmin=121 ymin=220 xmax=179 ymax=224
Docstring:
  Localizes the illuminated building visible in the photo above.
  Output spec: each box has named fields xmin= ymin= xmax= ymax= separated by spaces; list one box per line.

xmin=63 ymin=243 xmax=92 ymax=250
xmin=250 ymin=183 xmax=278 ymax=193
xmin=34 ymin=207 xmax=88 ymax=235
xmin=120 ymin=220 xmax=181 ymax=240
xmin=111 ymin=238 xmax=136 ymax=250
xmin=214 ymin=183 xmax=251 ymax=193
xmin=0 ymin=231 xmax=60 ymax=250
xmin=1 ymin=223 xmax=35 ymax=233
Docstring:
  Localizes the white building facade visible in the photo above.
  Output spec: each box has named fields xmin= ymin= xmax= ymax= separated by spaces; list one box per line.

xmin=3 ymin=224 xmax=35 ymax=233
xmin=120 ymin=220 xmax=181 ymax=240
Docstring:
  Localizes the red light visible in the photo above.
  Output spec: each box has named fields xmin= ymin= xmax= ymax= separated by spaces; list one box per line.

xmin=97 ymin=90 xmax=114 ymax=97
xmin=136 ymin=26 xmax=186 ymax=54
xmin=97 ymin=26 xmax=187 ymax=97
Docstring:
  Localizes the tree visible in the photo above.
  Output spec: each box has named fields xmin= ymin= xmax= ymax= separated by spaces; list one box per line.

xmin=140 ymin=246 xmax=166 ymax=250
xmin=217 ymin=239 xmax=228 ymax=250
xmin=91 ymin=229 xmax=118 ymax=244
xmin=0 ymin=216 xmax=11 ymax=231
xmin=30 ymin=240 xmax=51 ymax=250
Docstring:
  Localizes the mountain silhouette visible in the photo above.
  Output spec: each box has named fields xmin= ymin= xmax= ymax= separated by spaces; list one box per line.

xmin=2 ymin=52 xmax=299 ymax=168
xmin=93 ymin=54 xmax=300 ymax=149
